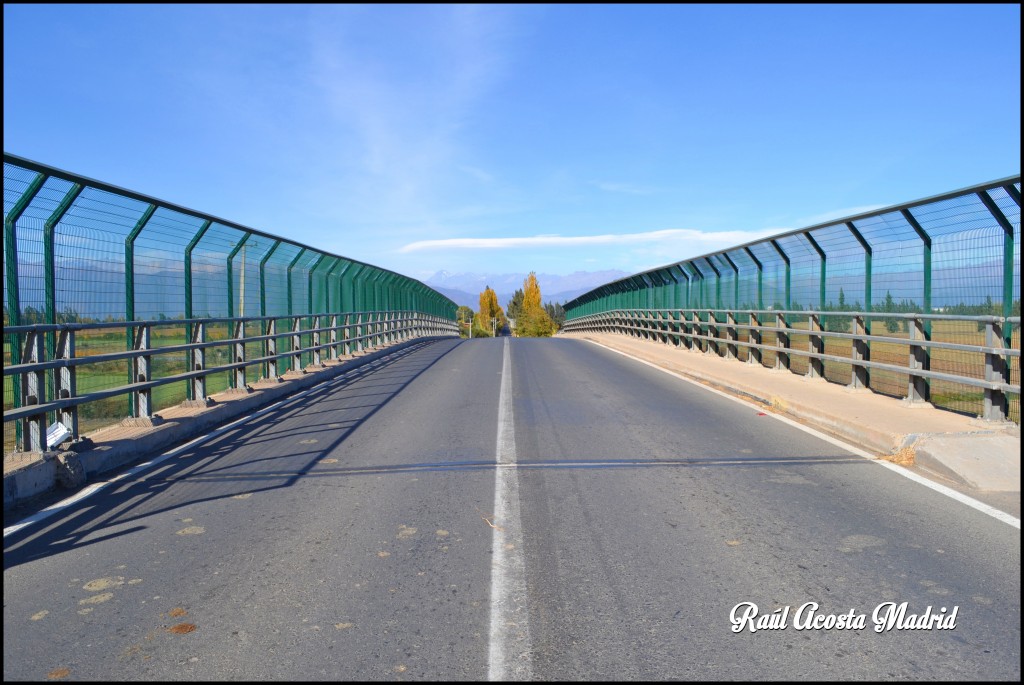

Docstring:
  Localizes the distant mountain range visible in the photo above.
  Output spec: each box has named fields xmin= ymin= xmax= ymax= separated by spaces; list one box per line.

xmin=424 ymin=270 xmax=631 ymax=309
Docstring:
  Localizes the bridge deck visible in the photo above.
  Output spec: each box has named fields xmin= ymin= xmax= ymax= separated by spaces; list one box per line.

xmin=3 ymin=337 xmax=1020 ymax=680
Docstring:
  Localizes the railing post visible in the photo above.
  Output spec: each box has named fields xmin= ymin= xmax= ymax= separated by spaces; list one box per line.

xmin=133 ymin=323 xmax=153 ymax=418
xmin=233 ymin=319 xmax=248 ymax=390
xmin=748 ymin=312 xmax=762 ymax=366
xmin=983 ymin=320 xmax=1009 ymax=421
xmin=329 ymin=314 xmax=340 ymax=360
xmin=907 ymin=316 xmax=930 ymax=404
xmin=707 ymin=310 xmax=719 ymax=356
xmin=312 ymin=315 xmax=323 ymax=367
xmin=55 ymin=328 xmax=79 ymax=442
xmin=266 ymin=318 xmax=279 ymax=380
xmin=726 ymin=310 xmax=738 ymax=360
xmin=851 ymin=315 xmax=869 ymax=389
xmin=292 ymin=316 xmax=303 ymax=373
xmin=20 ymin=331 xmax=48 ymax=453
xmin=775 ymin=312 xmax=790 ymax=372
xmin=191 ymin=321 xmax=208 ymax=403
xmin=808 ymin=313 xmax=824 ymax=379
xmin=344 ymin=313 xmax=353 ymax=355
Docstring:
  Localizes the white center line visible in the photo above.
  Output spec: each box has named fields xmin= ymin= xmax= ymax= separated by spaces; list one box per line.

xmin=488 ymin=337 xmax=532 ymax=681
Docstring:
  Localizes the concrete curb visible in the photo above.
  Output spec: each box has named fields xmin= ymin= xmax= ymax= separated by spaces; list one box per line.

xmin=3 ymin=335 xmax=456 ymax=511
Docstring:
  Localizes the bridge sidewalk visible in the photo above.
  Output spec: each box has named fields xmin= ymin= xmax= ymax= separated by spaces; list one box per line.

xmin=562 ymin=332 xmax=1020 ymax=508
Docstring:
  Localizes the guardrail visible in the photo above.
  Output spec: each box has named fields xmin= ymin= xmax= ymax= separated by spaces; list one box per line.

xmin=4 ymin=310 xmax=458 ymax=453
xmin=562 ymin=308 xmax=1020 ymax=423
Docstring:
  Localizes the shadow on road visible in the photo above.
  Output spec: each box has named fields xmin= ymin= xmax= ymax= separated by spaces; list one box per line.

xmin=3 ymin=337 xmax=464 ymax=568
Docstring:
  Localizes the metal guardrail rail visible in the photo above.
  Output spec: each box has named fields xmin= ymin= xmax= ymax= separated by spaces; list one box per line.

xmin=562 ymin=175 xmax=1020 ymax=421
xmin=563 ymin=309 xmax=1020 ymax=422
xmin=4 ymin=152 xmax=460 ymax=454
xmin=5 ymin=311 xmax=458 ymax=453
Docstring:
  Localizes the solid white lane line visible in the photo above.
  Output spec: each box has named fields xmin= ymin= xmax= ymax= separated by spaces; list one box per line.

xmin=581 ymin=338 xmax=1020 ymax=530
xmin=488 ymin=337 xmax=532 ymax=681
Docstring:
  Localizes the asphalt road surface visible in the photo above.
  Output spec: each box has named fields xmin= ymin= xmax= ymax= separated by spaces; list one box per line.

xmin=4 ymin=337 xmax=1020 ymax=680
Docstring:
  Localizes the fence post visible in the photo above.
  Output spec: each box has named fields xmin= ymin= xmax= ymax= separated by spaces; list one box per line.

xmin=983 ymin=320 xmax=1009 ymax=421
xmin=902 ymin=209 xmax=933 ymax=371
xmin=707 ymin=310 xmax=720 ymax=356
xmin=125 ymin=204 xmax=156 ymax=417
xmin=259 ymin=240 xmax=281 ymax=380
xmin=292 ymin=316 xmax=303 ymax=373
xmin=266 ymin=318 xmax=280 ymax=380
xmin=312 ymin=314 xmax=323 ymax=368
xmin=907 ymin=316 xmax=930 ymax=404
xmin=233 ymin=319 xmax=248 ymax=390
xmin=775 ymin=312 xmax=790 ymax=372
xmin=133 ymin=323 xmax=153 ymax=418
xmin=749 ymin=312 xmax=762 ymax=366
xmin=329 ymin=314 xmax=339 ymax=360
xmin=190 ymin=321 xmax=208 ymax=404
xmin=851 ymin=314 xmax=869 ymax=389
xmin=808 ymin=313 xmax=824 ymax=379
xmin=20 ymin=331 xmax=48 ymax=453
xmin=55 ymin=327 xmax=78 ymax=443
xmin=184 ymin=220 xmax=212 ymax=401
xmin=726 ymin=310 xmax=738 ymax=360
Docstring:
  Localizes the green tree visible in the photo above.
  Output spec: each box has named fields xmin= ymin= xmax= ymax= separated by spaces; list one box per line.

xmin=456 ymin=305 xmax=474 ymax=337
xmin=544 ymin=301 xmax=566 ymax=330
xmin=506 ymin=289 xmax=524 ymax=323
xmin=882 ymin=290 xmax=899 ymax=334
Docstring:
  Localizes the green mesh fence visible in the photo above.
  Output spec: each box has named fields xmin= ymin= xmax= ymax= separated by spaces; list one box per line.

xmin=565 ymin=176 xmax=1021 ymax=422
xmin=4 ymin=153 xmax=457 ymax=452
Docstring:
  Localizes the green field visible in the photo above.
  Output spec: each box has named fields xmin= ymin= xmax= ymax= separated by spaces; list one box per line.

xmin=5 ymin=319 xmax=1019 ymax=456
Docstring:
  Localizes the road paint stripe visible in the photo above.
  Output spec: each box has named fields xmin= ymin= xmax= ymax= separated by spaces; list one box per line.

xmin=488 ymin=337 xmax=532 ymax=681
xmin=580 ymin=338 xmax=1021 ymax=531
xmin=3 ymin=341 xmax=434 ymax=538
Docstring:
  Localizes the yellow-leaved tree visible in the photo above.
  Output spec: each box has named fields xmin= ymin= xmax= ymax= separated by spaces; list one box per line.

xmin=516 ymin=272 xmax=555 ymax=337
xmin=476 ymin=286 xmax=506 ymax=337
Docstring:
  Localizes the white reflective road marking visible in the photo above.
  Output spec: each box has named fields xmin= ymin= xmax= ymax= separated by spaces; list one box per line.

xmin=582 ymin=338 xmax=1020 ymax=530
xmin=488 ymin=337 xmax=532 ymax=681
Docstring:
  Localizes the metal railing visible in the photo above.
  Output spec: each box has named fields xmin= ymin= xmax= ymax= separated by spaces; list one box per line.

xmin=4 ymin=152 xmax=460 ymax=455
xmin=4 ymin=310 xmax=458 ymax=453
xmin=563 ymin=308 xmax=1020 ymax=423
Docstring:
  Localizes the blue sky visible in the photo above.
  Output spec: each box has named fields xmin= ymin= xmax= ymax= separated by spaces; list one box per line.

xmin=4 ymin=4 xmax=1020 ymax=282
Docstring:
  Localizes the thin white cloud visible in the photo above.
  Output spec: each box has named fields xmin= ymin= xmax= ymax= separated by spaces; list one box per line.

xmin=304 ymin=6 xmax=513 ymax=224
xmin=591 ymin=181 xmax=659 ymax=195
xmin=459 ymin=165 xmax=495 ymax=183
xmin=400 ymin=228 xmax=778 ymax=252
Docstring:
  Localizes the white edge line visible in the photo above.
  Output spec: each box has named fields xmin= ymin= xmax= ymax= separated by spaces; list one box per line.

xmin=3 ymin=350 xmax=409 ymax=538
xmin=579 ymin=338 xmax=1021 ymax=531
